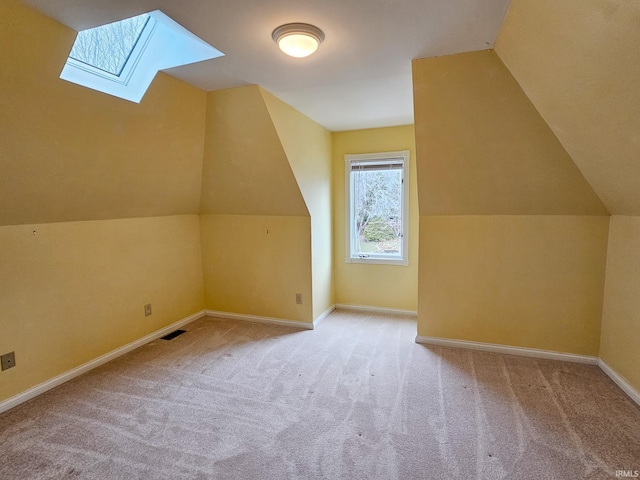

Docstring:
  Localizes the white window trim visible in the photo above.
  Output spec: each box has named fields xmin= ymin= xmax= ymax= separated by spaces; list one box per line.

xmin=345 ymin=150 xmax=410 ymax=266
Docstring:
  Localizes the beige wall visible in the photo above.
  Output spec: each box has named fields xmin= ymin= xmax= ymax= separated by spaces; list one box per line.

xmin=600 ymin=216 xmax=640 ymax=392
xmin=412 ymin=51 xmax=607 ymax=216
xmin=261 ymin=89 xmax=334 ymax=320
xmin=332 ymin=126 xmax=418 ymax=312
xmin=200 ymin=215 xmax=312 ymax=323
xmin=0 ymin=216 xmax=204 ymax=402
xmin=496 ymin=0 xmax=640 ymax=215
xmin=0 ymin=0 xmax=207 ymax=226
xmin=419 ymin=216 xmax=609 ymax=355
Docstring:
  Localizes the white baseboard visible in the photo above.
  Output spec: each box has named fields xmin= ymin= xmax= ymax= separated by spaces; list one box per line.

xmin=204 ymin=310 xmax=315 ymax=330
xmin=415 ymin=335 xmax=599 ymax=365
xmin=335 ymin=304 xmax=417 ymax=317
xmin=313 ymin=305 xmax=335 ymax=328
xmin=5 ymin=309 xmax=636 ymax=415
xmin=598 ymin=359 xmax=640 ymax=407
xmin=0 ymin=310 xmax=206 ymax=414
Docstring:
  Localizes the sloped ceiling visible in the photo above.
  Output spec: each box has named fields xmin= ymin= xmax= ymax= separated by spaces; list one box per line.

xmin=495 ymin=0 xmax=640 ymax=215
xmin=20 ymin=0 xmax=511 ymax=131
xmin=0 ymin=1 xmax=206 ymax=226
xmin=412 ymin=50 xmax=608 ymax=215
xmin=199 ymin=85 xmax=308 ymax=216
xmin=260 ymin=87 xmax=331 ymax=218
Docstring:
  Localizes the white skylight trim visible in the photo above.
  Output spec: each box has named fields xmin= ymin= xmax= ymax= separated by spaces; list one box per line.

xmin=60 ymin=11 xmax=224 ymax=103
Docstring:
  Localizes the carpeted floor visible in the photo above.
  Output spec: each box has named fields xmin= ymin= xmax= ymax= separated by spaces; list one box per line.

xmin=1 ymin=310 xmax=639 ymax=479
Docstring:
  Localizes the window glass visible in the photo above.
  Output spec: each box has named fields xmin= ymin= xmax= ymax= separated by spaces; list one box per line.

xmin=69 ymin=14 xmax=150 ymax=76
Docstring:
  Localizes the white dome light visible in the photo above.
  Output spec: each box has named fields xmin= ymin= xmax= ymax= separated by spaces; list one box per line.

xmin=272 ymin=23 xmax=325 ymax=58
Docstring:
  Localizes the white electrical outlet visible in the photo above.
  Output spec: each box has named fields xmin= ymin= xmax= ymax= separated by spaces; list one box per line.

xmin=296 ymin=293 xmax=302 ymax=305
xmin=144 ymin=304 xmax=152 ymax=316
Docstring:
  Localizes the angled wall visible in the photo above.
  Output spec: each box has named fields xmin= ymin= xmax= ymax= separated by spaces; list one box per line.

xmin=261 ymin=88 xmax=334 ymax=320
xmin=200 ymin=86 xmax=308 ymax=217
xmin=495 ymin=0 xmax=640 ymax=216
xmin=413 ymin=50 xmax=609 ymax=355
xmin=0 ymin=1 xmax=206 ymax=403
xmin=0 ymin=1 xmax=206 ymax=226
xmin=413 ymin=50 xmax=607 ymax=216
xmin=496 ymin=0 xmax=640 ymax=400
xmin=200 ymin=86 xmax=313 ymax=324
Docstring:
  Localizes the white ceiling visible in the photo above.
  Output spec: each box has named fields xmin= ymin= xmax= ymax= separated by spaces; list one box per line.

xmin=22 ymin=0 xmax=511 ymax=131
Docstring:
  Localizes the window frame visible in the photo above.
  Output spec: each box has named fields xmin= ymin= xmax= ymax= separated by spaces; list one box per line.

xmin=344 ymin=150 xmax=410 ymax=266
xmin=64 ymin=15 xmax=156 ymax=88
xmin=68 ymin=14 xmax=152 ymax=78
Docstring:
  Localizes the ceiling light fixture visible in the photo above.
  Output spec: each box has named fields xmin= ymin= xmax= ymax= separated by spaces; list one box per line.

xmin=272 ymin=23 xmax=325 ymax=58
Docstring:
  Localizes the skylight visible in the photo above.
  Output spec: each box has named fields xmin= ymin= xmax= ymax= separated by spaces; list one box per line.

xmin=60 ymin=11 xmax=223 ymax=103
xmin=69 ymin=14 xmax=150 ymax=76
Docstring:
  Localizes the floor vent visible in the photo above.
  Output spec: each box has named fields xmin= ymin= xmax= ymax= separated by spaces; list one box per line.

xmin=161 ymin=330 xmax=186 ymax=341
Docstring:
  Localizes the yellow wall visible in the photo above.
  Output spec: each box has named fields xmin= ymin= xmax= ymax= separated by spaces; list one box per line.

xmin=200 ymin=215 xmax=312 ymax=323
xmin=200 ymin=86 xmax=308 ymax=217
xmin=261 ymin=89 xmax=334 ymax=320
xmin=496 ymin=0 xmax=640 ymax=215
xmin=413 ymin=51 xmax=610 ymax=355
xmin=496 ymin=0 xmax=639 ymax=389
xmin=419 ymin=216 xmax=609 ymax=355
xmin=0 ymin=0 xmax=207 ymax=226
xmin=6 ymin=0 xmax=635 ymax=407
xmin=600 ymin=216 xmax=640 ymax=392
xmin=0 ymin=216 xmax=204 ymax=402
xmin=332 ymin=126 xmax=418 ymax=312
xmin=0 ymin=2 xmax=207 ymax=404
xmin=412 ymin=50 xmax=607 ymax=216
xmin=199 ymin=87 xmax=314 ymax=324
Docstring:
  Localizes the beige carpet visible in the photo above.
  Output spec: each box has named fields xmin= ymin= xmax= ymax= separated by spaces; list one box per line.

xmin=1 ymin=310 xmax=639 ymax=479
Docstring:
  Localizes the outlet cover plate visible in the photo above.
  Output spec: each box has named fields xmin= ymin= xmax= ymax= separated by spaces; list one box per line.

xmin=1 ymin=352 xmax=16 ymax=371
xmin=144 ymin=304 xmax=152 ymax=316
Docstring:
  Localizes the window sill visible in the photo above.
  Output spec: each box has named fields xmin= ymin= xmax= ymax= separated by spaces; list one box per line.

xmin=345 ymin=256 xmax=408 ymax=267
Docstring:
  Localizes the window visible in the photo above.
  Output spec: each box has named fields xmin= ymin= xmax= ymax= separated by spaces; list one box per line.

xmin=345 ymin=150 xmax=409 ymax=266
xmin=60 ymin=11 xmax=224 ymax=103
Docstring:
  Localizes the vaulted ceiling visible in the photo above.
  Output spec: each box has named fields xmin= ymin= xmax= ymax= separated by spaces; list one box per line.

xmin=15 ymin=0 xmax=640 ymax=215
xmin=20 ymin=0 xmax=511 ymax=131
xmin=495 ymin=0 xmax=640 ymax=215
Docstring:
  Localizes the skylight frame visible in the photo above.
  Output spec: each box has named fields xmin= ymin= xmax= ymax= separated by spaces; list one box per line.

xmin=60 ymin=10 xmax=224 ymax=103
xmin=64 ymin=15 xmax=157 ymax=87
xmin=68 ymin=13 xmax=151 ymax=77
